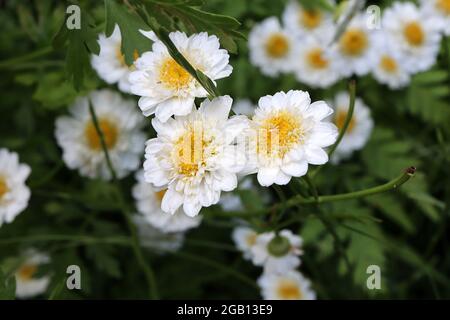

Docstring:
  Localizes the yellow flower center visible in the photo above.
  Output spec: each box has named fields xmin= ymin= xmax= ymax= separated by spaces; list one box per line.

xmin=246 ymin=233 xmax=257 ymax=247
xmin=116 ymin=46 xmax=140 ymax=67
xmin=159 ymin=58 xmax=192 ymax=90
xmin=175 ymin=124 xmax=213 ymax=177
xmin=300 ymin=9 xmax=322 ymax=29
xmin=380 ymin=55 xmax=398 ymax=73
xmin=306 ymin=48 xmax=329 ymax=69
xmin=17 ymin=264 xmax=37 ymax=281
xmin=339 ymin=29 xmax=368 ymax=56
xmin=85 ymin=119 xmax=119 ymax=151
xmin=155 ymin=189 xmax=166 ymax=203
xmin=335 ymin=110 xmax=356 ymax=133
xmin=0 ymin=177 xmax=8 ymax=199
xmin=258 ymin=112 xmax=304 ymax=159
xmin=403 ymin=22 xmax=424 ymax=46
xmin=265 ymin=34 xmax=290 ymax=58
xmin=277 ymin=281 xmax=303 ymax=300
xmin=437 ymin=0 xmax=450 ymax=15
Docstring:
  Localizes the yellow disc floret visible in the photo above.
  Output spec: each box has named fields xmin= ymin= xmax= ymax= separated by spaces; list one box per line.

xmin=0 ymin=177 xmax=8 ymax=199
xmin=17 ymin=264 xmax=37 ymax=281
xmin=307 ymin=48 xmax=329 ymax=69
xmin=403 ymin=22 xmax=424 ymax=46
xmin=339 ymin=29 xmax=368 ymax=56
xmin=335 ymin=110 xmax=356 ymax=133
xmin=380 ymin=55 xmax=398 ymax=73
xmin=159 ymin=58 xmax=192 ymax=90
xmin=85 ymin=119 xmax=119 ymax=151
xmin=277 ymin=281 xmax=303 ymax=300
xmin=300 ymin=10 xmax=322 ymax=29
xmin=265 ymin=34 xmax=290 ymax=58
xmin=437 ymin=0 xmax=450 ymax=15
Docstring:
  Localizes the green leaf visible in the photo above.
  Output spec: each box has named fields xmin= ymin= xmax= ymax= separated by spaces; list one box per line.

xmin=104 ymin=0 xmax=152 ymax=65
xmin=0 ymin=267 xmax=16 ymax=300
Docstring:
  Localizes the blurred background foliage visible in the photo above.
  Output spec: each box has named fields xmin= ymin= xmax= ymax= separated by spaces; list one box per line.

xmin=0 ymin=0 xmax=449 ymax=299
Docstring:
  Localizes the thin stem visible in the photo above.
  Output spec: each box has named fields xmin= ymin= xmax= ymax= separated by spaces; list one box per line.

xmin=304 ymin=174 xmax=319 ymax=201
xmin=0 ymin=46 xmax=53 ymax=69
xmin=88 ymin=102 xmax=159 ymax=299
xmin=0 ymin=234 xmax=131 ymax=246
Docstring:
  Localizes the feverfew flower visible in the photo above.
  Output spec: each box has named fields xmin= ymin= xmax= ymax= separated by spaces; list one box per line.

xmin=91 ymin=25 xmax=138 ymax=93
xmin=420 ymin=0 xmax=450 ymax=36
xmin=15 ymin=250 xmax=50 ymax=299
xmin=258 ymin=271 xmax=316 ymax=300
xmin=250 ymin=230 xmax=303 ymax=273
xmin=132 ymin=171 xmax=202 ymax=233
xmin=335 ymin=14 xmax=377 ymax=77
xmin=248 ymin=17 xmax=297 ymax=77
xmin=330 ymin=92 xmax=374 ymax=163
xmin=0 ymin=148 xmax=31 ymax=227
xmin=246 ymin=91 xmax=338 ymax=187
xmin=294 ymin=31 xmax=341 ymax=88
xmin=143 ymin=96 xmax=248 ymax=217
xmin=232 ymin=99 xmax=256 ymax=117
xmin=282 ymin=0 xmax=334 ymax=38
xmin=129 ymin=31 xmax=232 ymax=122
xmin=55 ymin=89 xmax=146 ymax=180
xmin=382 ymin=2 xmax=442 ymax=73
xmin=232 ymin=226 xmax=258 ymax=260
xmin=371 ymin=34 xmax=411 ymax=89
xmin=133 ymin=215 xmax=184 ymax=253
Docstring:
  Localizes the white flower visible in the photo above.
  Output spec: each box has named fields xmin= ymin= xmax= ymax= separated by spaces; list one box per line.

xmin=248 ymin=17 xmax=297 ymax=77
xmin=382 ymin=2 xmax=442 ymax=73
xmin=330 ymin=92 xmax=374 ymax=163
xmin=232 ymin=99 xmax=256 ymax=117
xmin=246 ymin=90 xmax=338 ymax=187
xmin=420 ymin=0 xmax=450 ymax=36
xmin=232 ymin=226 xmax=258 ymax=260
xmin=0 ymin=148 xmax=31 ymax=227
xmin=91 ymin=25 xmax=138 ymax=93
xmin=15 ymin=250 xmax=50 ymax=299
xmin=133 ymin=215 xmax=184 ymax=253
xmin=294 ymin=31 xmax=341 ymax=88
xmin=55 ymin=89 xmax=146 ymax=180
xmin=250 ymin=229 xmax=303 ymax=274
xmin=129 ymin=31 xmax=232 ymax=122
xmin=282 ymin=0 xmax=335 ymax=38
xmin=258 ymin=270 xmax=316 ymax=300
xmin=335 ymin=14 xmax=378 ymax=77
xmin=371 ymin=33 xmax=411 ymax=89
xmin=143 ymin=96 xmax=248 ymax=217
xmin=132 ymin=171 xmax=202 ymax=233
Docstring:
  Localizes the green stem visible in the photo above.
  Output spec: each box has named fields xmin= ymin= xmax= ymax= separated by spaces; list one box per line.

xmin=88 ymin=102 xmax=159 ymax=299
xmin=304 ymin=174 xmax=319 ymax=201
xmin=0 ymin=234 xmax=131 ymax=246
xmin=0 ymin=46 xmax=53 ymax=69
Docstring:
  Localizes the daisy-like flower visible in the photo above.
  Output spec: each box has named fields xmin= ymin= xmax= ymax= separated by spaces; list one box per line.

xmin=132 ymin=171 xmax=202 ymax=233
xmin=55 ymin=89 xmax=146 ymax=180
xmin=371 ymin=34 xmax=411 ymax=89
xmin=129 ymin=31 xmax=232 ymax=122
xmin=133 ymin=215 xmax=184 ymax=253
xmin=91 ymin=25 xmax=139 ymax=93
xmin=330 ymin=92 xmax=374 ymax=163
xmin=143 ymin=96 xmax=248 ymax=217
xmin=232 ymin=99 xmax=256 ymax=117
xmin=335 ymin=14 xmax=377 ymax=77
xmin=294 ymin=31 xmax=341 ymax=88
xmin=248 ymin=17 xmax=297 ymax=77
xmin=246 ymin=90 xmax=338 ymax=187
xmin=420 ymin=0 xmax=450 ymax=36
xmin=282 ymin=0 xmax=335 ymax=38
xmin=250 ymin=229 xmax=303 ymax=273
xmin=15 ymin=250 xmax=50 ymax=299
xmin=258 ymin=270 xmax=316 ymax=300
xmin=232 ymin=226 xmax=258 ymax=260
xmin=0 ymin=148 xmax=31 ymax=227
xmin=382 ymin=2 xmax=442 ymax=73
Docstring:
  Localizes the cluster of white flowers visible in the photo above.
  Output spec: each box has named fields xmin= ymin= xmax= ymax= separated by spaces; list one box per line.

xmin=233 ymin=227 xmax=315 ymax=300
xmin=249 ymin=0 xmax=447 ymax=89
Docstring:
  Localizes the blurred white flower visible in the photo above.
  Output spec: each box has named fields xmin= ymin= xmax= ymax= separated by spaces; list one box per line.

xmin=330 ymin=92 xmax=374 ymax=163
xmin=258 ymin=270 xmax=316 ymax=300
xmin=335 ymin=14 xmax=378 ymax=77
xmin=420 ymin=0 xmax=450 ymax=36
xmin=232 ymin=99 xmax=256 ymax=117
xmin=91 ymin=25 xmax=138 ymax=94
xmin=129 ymin=31 xmax=232 ymax=122
xmin=250 ymin=229 xmax=303 ymax=274
xmin=232 ymin=226 xmax=258 ymax=260
xmin=282 ymin=0 xmax=335 ymax=38
xmin=0 ymin=148 xmax=31 ymax=227
xmin=143 ymin=96 xmax=248 ymax=217
xmin=132 ymin=171 xmax=202 ymax=233
xmin=15 ymin=250 xmax=50 ymax=299
xmin=55 ymin=89 xmax=146 ymax=180
xmin=246 ymin=90 xmax=338 ymax=187
xmin=248 ymin=17 xmax=297 ymax=77
xmin=382 ymin=2 xmax=442 ymax=73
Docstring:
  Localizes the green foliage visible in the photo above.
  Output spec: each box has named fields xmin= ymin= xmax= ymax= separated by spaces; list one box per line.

xmin=0 ymin=268 xmax=16 ymax=300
